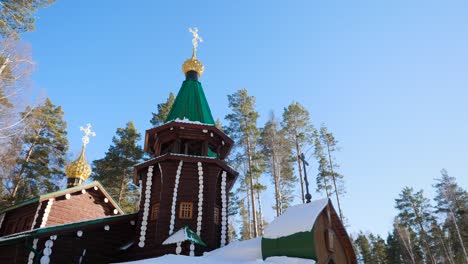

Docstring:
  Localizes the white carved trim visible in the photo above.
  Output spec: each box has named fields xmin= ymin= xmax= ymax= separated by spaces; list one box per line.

xmin=40 ymin=235 xmax=57 ymax=264
xmin=31 ymin=202 xmax=42 ymax=230
xmin=0 ymin=213 xmax=4 ymax=230
xmin=40 ymin=199 xmax=54 ymax=228
xmin=169 ymin=160 xmax=184 ymax=236
xmin=138 ymin=165 xmax=154 ymax=248
xmin=192 ymin=161 xmax=204 ymax=256
xmin=220 ymin=171 xmax=227 ymax=246
xmin=27 ymin=238 xmax=38 ymax=264
xmin=137 ymin=179 xmax=143 ymax=206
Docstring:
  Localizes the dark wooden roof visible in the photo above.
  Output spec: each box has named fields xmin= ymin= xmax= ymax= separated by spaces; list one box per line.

xmin=144 ymin=121 xmax=234 ymax=158
xmin=133 ymin=153 xmax=239 ymax=190
xmin=0 ymin=181 xmax=125 ymax=215
xmin=327 ymin=201 xmax=357 ymax=263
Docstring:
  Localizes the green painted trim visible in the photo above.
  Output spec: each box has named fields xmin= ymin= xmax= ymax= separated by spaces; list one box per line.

xmin=184 ymin=226 xmax=207 ymax=247
xmin=261 ymin=227 xmax=317 ymax=260
xmin=0 ymin=197 xmax=40 ymax=214
xmin=0 ymin=213 xmax=137 ymax=246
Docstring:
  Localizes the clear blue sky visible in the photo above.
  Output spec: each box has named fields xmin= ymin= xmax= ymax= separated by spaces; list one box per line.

xmin=23 ymin=0 xmax=468 ymax=238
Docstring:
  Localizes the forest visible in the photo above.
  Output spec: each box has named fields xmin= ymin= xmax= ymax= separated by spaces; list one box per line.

xmin=0 ymin=1 xmax=466 ymax=264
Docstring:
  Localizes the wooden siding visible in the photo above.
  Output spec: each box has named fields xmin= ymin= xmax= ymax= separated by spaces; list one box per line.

xmin=45 ymin=190 xmax=117 ymax=227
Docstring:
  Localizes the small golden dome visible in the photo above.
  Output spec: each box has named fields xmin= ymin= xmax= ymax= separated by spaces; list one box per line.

xmin=182 ymin=51 xmax=204 ymax=77
xmin=66 ymin=147 xmax=91 ymax=181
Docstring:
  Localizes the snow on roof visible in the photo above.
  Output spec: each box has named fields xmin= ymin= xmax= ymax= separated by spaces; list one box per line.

xmin=167 ymin=117 xmax=215 ymax=126
xmin=117 ymin=238 xmax=315 ymax=264
xmin=162 ymin=228 xmax=187 ymax=245
xmin=263 ymin=198 xmax=329 ymax=239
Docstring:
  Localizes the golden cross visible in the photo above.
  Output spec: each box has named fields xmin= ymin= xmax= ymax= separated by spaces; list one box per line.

xmin=189 ymin=27 xmax=203 ymax=55
xmin=79 ymin=123 xmax=96 ymax=147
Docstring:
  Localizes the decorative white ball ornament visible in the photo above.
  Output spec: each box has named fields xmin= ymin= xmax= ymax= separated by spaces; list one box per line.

xmin=45 ymin=240 xmax=53 ymax=247
xmin=176 ymin=244 xmax=182 ymax=254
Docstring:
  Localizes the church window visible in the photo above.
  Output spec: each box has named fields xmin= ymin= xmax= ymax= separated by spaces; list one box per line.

xmin=150 ymin=203 xmax=160 ymax=221
xmin=179 ymin=202 xmax=193 ymax=219
xmin=214 ymin=207 xmax=220 ymax=224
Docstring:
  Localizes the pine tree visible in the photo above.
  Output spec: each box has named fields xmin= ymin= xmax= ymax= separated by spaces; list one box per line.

xmin=386 ymin=230 xmax=404 ymax=264
xmin=318 ymin=125 xmax=345 ymax=222
xmin=313 ymin=128 xmax=332 ymax=198
xmin=92 ymin=122 xmax=144 ymax=213
xmin=239 ymin=195 xmax=251 ymax=240
xmin=260 ymin=113 xmax=296 ymax=216
xmin=2 ymin=98 xmax=68 ymax=205
xmin=225 ymin=89 xmax=262 ymax=237
xmin=433 ymin=169 xmax=468 ymax=263
xmin=0 ymin=0 xmax=56 ymax=39
xmin=395 ymin=187 xmax=436 ymax=264
xmin=369 ymin=234 xmax=388 ymax=263
xmin=277 ymin=154 xmax=296 ymax=213
xmin=227 ymin=191 xmax=239 ymax=243
xmin=281 ymin=102 xmax=314 ymax=204
xmin=430 ymin=220 xmax=455 ymax=264
xmin=150 ymin=92 xmax=175 ymax=126
xmin=355 ymin=232 xmax=372 ymax=263
xmin=393 ymin=219 xmax=417 ymax=264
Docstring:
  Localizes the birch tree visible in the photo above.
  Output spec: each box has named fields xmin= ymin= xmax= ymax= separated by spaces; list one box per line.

xmin=433 ymin=169 xmax=468 ymax=263
xmin=1 ymin=98 xmax=68 ymax=206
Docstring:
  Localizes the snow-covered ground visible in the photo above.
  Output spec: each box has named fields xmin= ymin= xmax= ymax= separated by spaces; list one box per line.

xmin=118 ymin=200 xmax=332 ymax=263
xmin=118 ymin=238 xmax=315 ymax=264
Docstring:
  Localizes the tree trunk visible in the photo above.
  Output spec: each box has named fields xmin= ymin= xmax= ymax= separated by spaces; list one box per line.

xmin=256 ymin=190 xmax=264 ymax=236
xmin=272 ymin=152 xmax=280 ymax=217
xmin=395 ymin=227 xmax=416 ymax=264
xmin=325 ymin=142 xmax=344 ymax=222
xmin=246 ymin=136 xmax=258 ymax=237
xmin=294 ymin=138 xmax=305 ymax=203
xmin=410 ymin=202 xmax=436 ymax=264
xmin=11 ymin=140 xmax=36 ymax=199
xmin=246 ymin=189 xmax=252 ymax=239
xmin=117 ymin=170 xmax=127 ymax=205
xmin=434 ymin=225 xmax=455 ymax=264
xmin=0 ymin=55 xmax=10 ymax=76
xmin=448 ymin=211 xmax=468 ymax=263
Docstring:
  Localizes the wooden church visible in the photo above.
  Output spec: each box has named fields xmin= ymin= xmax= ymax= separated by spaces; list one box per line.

xmin=0 ymin=29 xmax=356 ymax=264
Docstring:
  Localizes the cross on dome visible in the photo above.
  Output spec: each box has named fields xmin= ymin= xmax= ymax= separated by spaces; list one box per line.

xmin=189 ymin=27 xmax=203 ymax=52
xmin=80 ymin=123 xmax=96 ymax=147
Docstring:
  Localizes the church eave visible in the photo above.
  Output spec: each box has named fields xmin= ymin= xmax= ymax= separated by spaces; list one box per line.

xmin=133 ymin=153 xmax=238 ymax=189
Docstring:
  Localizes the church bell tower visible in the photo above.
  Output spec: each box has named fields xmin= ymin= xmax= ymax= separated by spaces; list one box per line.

xmin=131 ymin=28 xmax=238 ymax=259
